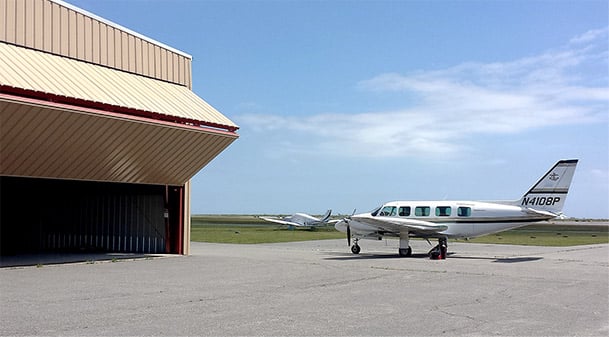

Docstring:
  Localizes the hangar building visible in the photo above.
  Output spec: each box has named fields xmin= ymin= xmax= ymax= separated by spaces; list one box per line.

xmin=0 ymin=0 xmax=238 ymax=255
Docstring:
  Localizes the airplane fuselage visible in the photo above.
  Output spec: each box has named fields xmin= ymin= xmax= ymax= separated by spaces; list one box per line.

xmin=336 ymin=200 xmax=554 ymax=240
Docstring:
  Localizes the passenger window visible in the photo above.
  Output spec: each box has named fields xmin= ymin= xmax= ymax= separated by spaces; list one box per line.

xmin=458 ymin=207 xmax=472 ymax=217
xmin=398 ymin=206 xmax=411 ymax=216
xmin=436 ymin=206 xmax=451 ymax=216
xmin=379 ymin=206 xmax=397 ymax=216
xmin=415 ymin=206 xmax=430 ymax=216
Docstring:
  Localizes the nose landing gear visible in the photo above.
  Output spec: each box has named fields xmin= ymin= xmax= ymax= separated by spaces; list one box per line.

xmin=350 ymin=238 xmax=361 ymax=254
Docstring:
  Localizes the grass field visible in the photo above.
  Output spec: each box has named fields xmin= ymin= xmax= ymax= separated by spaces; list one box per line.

xmin=191 ymin=215 xmax=343 ymax=244
xmin=191 ymin=215 xmax=609 ymax=246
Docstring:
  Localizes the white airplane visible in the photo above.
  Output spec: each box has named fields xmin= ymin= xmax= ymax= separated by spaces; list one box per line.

xmin=335 ymin=159 xmax=578 ymax=259
xmin=260 ymin=210 xmax=333 ymax=228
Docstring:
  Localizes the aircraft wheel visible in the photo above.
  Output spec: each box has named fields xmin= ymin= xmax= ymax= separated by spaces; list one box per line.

xmin=398 ymin=247 xmax=412 ymax=257
xmin=351 ymin=244 xmax=361 ymax=254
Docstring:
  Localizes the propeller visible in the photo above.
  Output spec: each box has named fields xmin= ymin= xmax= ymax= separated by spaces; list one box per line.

xmin=347 ymin=222 xmax=351 ymax=247
xmin=344 ymin=209 xmax=356 ymax=246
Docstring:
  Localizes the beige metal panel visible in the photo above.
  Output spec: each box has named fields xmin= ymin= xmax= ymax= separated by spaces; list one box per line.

xmin=68 ymin=4 xmax=77 ymax=57
xmin=121 ymin=30 xmax=129 ymax=72
xmin=4 ymin=0 xmax=16 ymax=43
xmin=24 ymin=0 xmax=35 ymax=48
xmin=142 ymin=41 xmax=151 ymax=77
xmin=178 ymin=55 xmax=184 ymax=86
xmin=154 ymin=44 xmax=162 ymax=80
xmin=183 ymin=180 xmax=191 ymax=255
xmin=106 ymin=24 xmax=114 ymax=66
xmin=60 ymin=5 xmax=69 ymax=55
xmin=42 ymin=0 xmax=52 ymax=50
xmin=128 ymin=34 xmax=136 ymax=73
xmin=134 ymin=37 xmax=142 ymax=73
xmin=172 ymin=53 xmax=180 ymax=85
xmin=0 ymin=98 xmax=237 ymax=185
xmin=91 ymin=18 xmax=99 ymax=63
xmin=0 ymin=0 xmax=6 ymax=41
xmin=51 ymin=1 xmax=60 ymax=53
xmin=76 ymin=12 xmax=84 ymax=59
xmin=58 ymin=5 xmax=67 ymax=53
xmin=103 ymin=24 xmax=113 ymax=66
xmin=83 ymin=15 xmax=92 ymax=61
xmin=33 ymin=0 xmax=44 ymax=49
xmin=161 ymin=48 xmax=169 ymax=81
xmin=186 ymin=61 xmax=192 ymax=89
xmin=114 ymin=28 xmax=122 ymax=68
xmin=14 ymin=0 xmax=25 ymax=45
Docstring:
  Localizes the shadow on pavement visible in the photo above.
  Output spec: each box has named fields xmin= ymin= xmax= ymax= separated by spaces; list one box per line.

xmin=0 ymin=252 xmax=165 ymax=268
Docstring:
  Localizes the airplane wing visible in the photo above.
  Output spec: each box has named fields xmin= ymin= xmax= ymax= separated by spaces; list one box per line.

xmin=259 ymin=217 xmax=307 ymax=227
xmin=352 ymin=216 xmax=448 ymax=235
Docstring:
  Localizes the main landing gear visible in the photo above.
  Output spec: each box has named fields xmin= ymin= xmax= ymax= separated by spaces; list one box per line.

xmin=429 ymin=238 xmax=448 ymax=260
xmin=399 ymin=234 xmax=412 ymax=257
xmin=398 ymin=246 xmax=412 ymax=257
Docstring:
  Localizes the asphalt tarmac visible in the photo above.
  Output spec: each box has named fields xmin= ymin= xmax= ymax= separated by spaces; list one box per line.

xmin=1 ymin=239 xmax=608 ymax=336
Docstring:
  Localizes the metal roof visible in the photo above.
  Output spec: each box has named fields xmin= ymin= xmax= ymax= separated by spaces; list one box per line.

xmin=0 ymin=42 xmax=237 ymax=131
xmin=0 ymin=94 xmax=237 ymax=185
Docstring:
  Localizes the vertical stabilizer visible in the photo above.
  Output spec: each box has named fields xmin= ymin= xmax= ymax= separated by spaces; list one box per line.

xmin=320 ymin=209 xmax=332 ymax=223
xmin=518 ymin=159 xmax=578 ymax=215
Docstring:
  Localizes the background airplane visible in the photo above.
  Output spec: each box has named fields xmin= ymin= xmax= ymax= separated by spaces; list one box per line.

xmin=260 ymin=210 xmax=333 ymax=229
xmin=335 ymin=159 xmax=578 ymax=259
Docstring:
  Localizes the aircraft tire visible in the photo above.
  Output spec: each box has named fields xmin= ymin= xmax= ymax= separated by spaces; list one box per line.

xmin=398 ymin=247 xmax=412 ymax=257
xmin=351 ymin=244 xmax=361 ymax=254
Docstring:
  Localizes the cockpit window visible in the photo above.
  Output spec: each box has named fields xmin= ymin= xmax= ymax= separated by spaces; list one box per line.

xmin=370 ymin=206 xmax=382 ymax=217
xmin=379 ymin=206 xmax=397 ymax=216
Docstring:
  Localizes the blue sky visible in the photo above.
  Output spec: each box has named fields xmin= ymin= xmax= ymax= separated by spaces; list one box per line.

xmin=69 ymin=0 xmax=608 ymax=218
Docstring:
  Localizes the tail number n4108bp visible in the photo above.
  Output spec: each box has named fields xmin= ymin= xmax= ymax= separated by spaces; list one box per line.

xmin=521 ymin=196 xmax=560 ymax=206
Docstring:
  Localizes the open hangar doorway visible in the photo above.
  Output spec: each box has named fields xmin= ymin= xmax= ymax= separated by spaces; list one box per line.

xmin=0 ymin=176 xmax=185 ymax=256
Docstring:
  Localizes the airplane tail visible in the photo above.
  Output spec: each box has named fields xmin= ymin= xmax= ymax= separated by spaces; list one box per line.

xmin=516 ymin=159 xmax=578 ymax=215
xmin=320 ymin=209 xmax=332 ymax=223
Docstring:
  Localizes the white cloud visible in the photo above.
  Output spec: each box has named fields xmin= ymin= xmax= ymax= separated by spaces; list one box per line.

xmin=238 ymin=28 xmax=608 ymax=159
xmin=569 ymin=27 xmax=608 ymax=45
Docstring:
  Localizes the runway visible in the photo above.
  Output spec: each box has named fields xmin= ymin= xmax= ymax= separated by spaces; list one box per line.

xmin=1 ymin=239 xmax=607 ymax=336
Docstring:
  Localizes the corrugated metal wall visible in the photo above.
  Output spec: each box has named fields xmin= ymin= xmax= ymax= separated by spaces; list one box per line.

xmin=0 ymin=177 xmax=169 ymax=254
xmin=0 ymin=0 xmax=192 ymax=88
